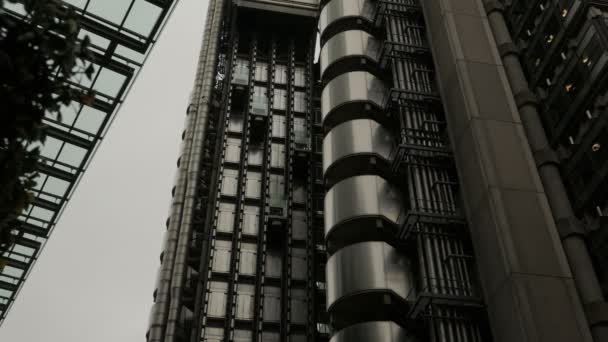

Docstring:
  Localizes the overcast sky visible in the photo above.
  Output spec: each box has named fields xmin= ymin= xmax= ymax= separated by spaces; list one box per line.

xmin=0 ymin=0 xmax=208 ymax=340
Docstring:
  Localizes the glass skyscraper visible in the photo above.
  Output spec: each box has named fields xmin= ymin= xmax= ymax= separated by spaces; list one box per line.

xmin=149 ymin=0 xmax=608 ymax=342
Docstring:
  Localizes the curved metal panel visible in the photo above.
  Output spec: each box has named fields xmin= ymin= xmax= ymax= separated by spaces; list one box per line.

xmin=319 ymin=0 xmax=375 ymax=41
xmin=323 ymin=119 xmax=394 ymax=186
xmin=320 ymin=30 xmax=381 ymax=81
xmin=326 ymin=242 xmax=415 ymax=328
xmin=326 ymin=242 xmax=415 ymax=305
xmin=321 ymin=71 xmax=388 ymax=130
xmin=324 ymin=175 xmax=402 ymax=250
xmin=330 ymin=321 xmax=414 ymax=342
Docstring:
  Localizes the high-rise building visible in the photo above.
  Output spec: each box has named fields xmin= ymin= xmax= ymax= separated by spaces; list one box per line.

xmin=0 ymin=0 xmax=178 ymax=325
xmin=148 ymin=1 xmax=608 ymax=342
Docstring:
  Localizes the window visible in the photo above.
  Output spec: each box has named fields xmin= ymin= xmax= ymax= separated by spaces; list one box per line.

xmin=263 ymin=286 xmax=281 ymax=322
xmin=271 ymin=143 xmax=286 ymax=168
xmin=228 ymin=113 xmax=244 ymax=132
xmin=290 ymin=334 xmax=306 ymax=342
xmin=269 ymin=174 xmax=287 ymax=215
xmin=3 ymin=244 xmax=35 ymax=263
xmin=221 ymin=169 xmax=239 ymax=196
xmin=293 ymin=183 xmax=306 ymax=204
xmin=202 ymin=327 xmax=224 ymax=342
xmin=235 ymin=284 xmax=255 ymax=320
xmin=292 ymin=210 xmax=307 ymax=241
xmin=0 ymin=266 xmax=23 ymax=285
xmin=248 ymin=144 xmax=264 ymax=166
xmin=272 ymin=115 xmax=287 ymax=138
xmin=212 ymin=240 xmax=232 ymax=273
xmin=293 ymin=91 xmax=306 ymax=113
xmin=234 ymin=330 xmax=252 ymax=342
xmin=313 ymin=108 xmax=322 ymax=125
xmin=217 ymin=202 xmax=236 ymax=232
xmin=255 ymin=62 xmax=268 ymax=82
xmin=291 ymin=248 xmax=307 ymax=280
xmin=208 ymin=281 xmax=228 ymax=317
xmin=242 ymin=206 xmax=260 ymax=236
xmin=290 ymin=289 xmax=307 ymax=324
xmin=314 ymin=164 xmax=323 ymax=183
xmin=266 ymin=247 xmax=283 ymax=278
xmin=57 ymin=142 xmax=87 ymax=168
xmin=252 ymin=86 xmax=268 ymax=115
xmin=226 ymin=138 xmax=242 ymax=163
xmin=275 ymin=64 xmax=288 ymax=84
xmin=269 ymin=174 xmax=285 ymax=197
xmin=245 ymin=172 xmax=262 ymax=199
xmin=239 ymin=243 xmax=257 ymax=275
xmin=273 ymin=89 xmax=287 ymax=110
xmin=294 ymin=67 xmax=305 ymax=87
xmin=92 ymin=67 xmax=126 ymax=98
xmin=294 ymin=117 xmax=307 ymax=146
xmin=263 ymin=332 xmax=280 ymax=342
xmin=314 ymin=135 xmax=323 ymax=153
xmin=74 ymin=104 xmax=106 ymax=135
xmin=233 ymin=58 xmax=249 ymax=84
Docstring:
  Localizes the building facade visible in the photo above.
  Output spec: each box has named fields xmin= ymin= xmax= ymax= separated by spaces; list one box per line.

xmin=148 ymin=0 xmax=608 ymax=342
xmin=0 ymin=0 xmax=178 ymax=325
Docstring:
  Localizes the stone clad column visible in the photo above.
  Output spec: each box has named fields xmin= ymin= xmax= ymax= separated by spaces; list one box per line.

xmin=420 ymin=1 xmax=592 ymax=341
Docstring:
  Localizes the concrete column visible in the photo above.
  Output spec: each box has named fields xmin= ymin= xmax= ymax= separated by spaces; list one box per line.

xmin=482 ymin=2 xmax=608 ymax=341
xmin=420 ymin=1 xmax=592 ymax=341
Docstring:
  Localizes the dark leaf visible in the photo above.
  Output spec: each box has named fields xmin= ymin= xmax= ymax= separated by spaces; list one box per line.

xmin=85 ymin=63 xmax=94 ymax=79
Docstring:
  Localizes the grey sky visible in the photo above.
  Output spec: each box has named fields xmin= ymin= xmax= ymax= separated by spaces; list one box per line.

xmin=0 ymin=0 xmax=208 ymax=340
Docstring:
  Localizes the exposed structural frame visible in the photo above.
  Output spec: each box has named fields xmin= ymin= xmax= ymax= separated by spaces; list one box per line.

xmin=148 ymin=2 xmax=320 ymax=341
xmin=148 ymin=0 xmax=226 ymax=341
xmin=319 ymin=0 xmax=489 ymax=341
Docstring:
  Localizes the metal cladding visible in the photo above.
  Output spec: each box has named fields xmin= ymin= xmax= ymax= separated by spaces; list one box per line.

xmin=325 ymin=241 xmax=415 ymax=307
xmin=329 ymin=321 xmax=416 ymax=342
xmin=320 ymin=30 xmax=381 ymax=81
xmin=145 ymin=0 xmax=608 ymax=340
xmin=321 ymin=71 xmax=388 ymax=129
xmin=324 ymin=175 xmax=402 ymax=251
xmin=148 ymin=0 xmax=224 ymax=341
xmin=322 ymin=119 xmax=394 ymax=184
xmin=320 ymin=0 xmax=414 ymax=338
xmin=318 ymin=0 xmax=375 ymax=42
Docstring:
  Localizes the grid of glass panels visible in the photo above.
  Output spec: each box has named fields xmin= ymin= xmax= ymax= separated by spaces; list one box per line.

xmin=0 ymin=0 xmax=178 ymax=324
xmin=196 ymin=26 xmax=318 ymax=340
